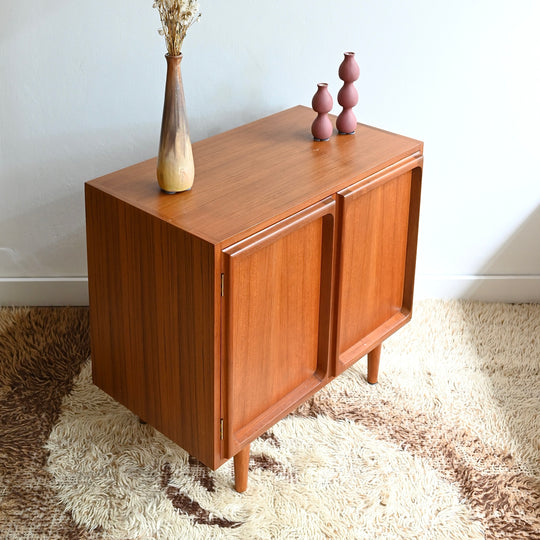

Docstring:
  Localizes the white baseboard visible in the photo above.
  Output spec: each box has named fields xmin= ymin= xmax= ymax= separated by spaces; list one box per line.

xmin=0 ymin=278 xmax=89 ymax=306
xmin=415 ymin=275 xmax=540 ymax=303
xmin=1 ymin=275 xmax=539 ymax=307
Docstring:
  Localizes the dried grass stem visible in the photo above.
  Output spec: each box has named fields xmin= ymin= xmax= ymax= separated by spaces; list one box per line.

xmin=153 ymin=0 xmax=200 ymax=56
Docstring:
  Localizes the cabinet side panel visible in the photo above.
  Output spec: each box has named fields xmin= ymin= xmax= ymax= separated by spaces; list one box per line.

xmin=337 ymin=171 xmax=412 ymax=358
xmin=85 ymin=185 xmax=218 ymax=467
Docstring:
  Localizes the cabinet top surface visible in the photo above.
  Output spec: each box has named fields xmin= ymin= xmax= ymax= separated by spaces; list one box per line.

xmin=86 ymin=106 xmax=423 ymax=246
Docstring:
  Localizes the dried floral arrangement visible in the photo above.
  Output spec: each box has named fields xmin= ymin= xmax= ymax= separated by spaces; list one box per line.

xmin=153 ymin=0 xmax=200 ymax=56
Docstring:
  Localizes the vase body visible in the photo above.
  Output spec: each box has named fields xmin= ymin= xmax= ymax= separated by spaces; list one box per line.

xmin=336 ymin=52 xmax=360 ymax=135
xmin=311 ymin=83 xmax=333 ymax=141
xmin=157 ymin=54 xmax=195 ymax=193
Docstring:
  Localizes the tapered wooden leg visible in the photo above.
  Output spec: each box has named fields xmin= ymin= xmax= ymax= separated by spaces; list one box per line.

xmin=367 ymin=344 xmax=381 ymax=385
xmin=234 ymin=444 xmax=250 ymax=493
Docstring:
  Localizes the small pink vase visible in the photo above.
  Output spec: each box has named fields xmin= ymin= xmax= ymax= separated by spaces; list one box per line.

xmin=311 ymin=83 xmax=333 ymax=141
xmin=336 ymin=52 xmax=360 ymax=135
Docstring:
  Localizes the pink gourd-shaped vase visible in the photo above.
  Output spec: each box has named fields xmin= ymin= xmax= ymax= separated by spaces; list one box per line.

xmin=336 ymin=52 xmax=360 ymax=135
xmin=311 ymin=83 xmax=333 ymax=141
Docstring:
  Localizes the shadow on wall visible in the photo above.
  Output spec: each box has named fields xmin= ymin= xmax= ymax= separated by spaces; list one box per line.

xmin=0 ymin=191 xmax=87 ymax=278
xmin=0 ymin=125 xmax=160 ymax=278
xmin=464 ymin=205 xmax=540 ymax=303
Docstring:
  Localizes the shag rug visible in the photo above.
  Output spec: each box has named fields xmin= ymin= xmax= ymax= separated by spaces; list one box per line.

xmin=0 ymin=301 xmax=539 ymax=540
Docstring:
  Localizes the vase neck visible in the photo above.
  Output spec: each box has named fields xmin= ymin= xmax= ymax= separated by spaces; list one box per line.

xmin=165 ymin=53 xmax=183 ymax=66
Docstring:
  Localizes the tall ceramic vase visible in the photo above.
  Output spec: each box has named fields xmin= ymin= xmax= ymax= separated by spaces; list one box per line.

xmin=336 ymin=52 xmax=360 ymax=135
xmin=157 ymin=54 xmax=195 ymax=193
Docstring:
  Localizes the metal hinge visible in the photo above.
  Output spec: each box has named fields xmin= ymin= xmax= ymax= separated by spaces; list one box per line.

xmin=220 ymin=419 xmax=224 ymax=440
xmin=220 ymin=273 xmax=224 ymax=296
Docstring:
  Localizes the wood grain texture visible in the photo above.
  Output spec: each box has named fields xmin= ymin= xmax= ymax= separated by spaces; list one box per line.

xmin=85 ymin=184 xmax=221 ymax=468
xmin=86 ymin=106 xmax=422 ymax=248
xmin=334 ymin=154 xmax=423 ymax=374
xmin=223 ymin=199 xmax=335 ymax=457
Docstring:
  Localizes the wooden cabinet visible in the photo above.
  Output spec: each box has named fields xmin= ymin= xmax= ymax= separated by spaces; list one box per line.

xmin=85 ymin=106 xmax=423 ymax=492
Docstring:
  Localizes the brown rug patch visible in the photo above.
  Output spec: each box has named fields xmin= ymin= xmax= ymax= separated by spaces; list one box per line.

xmin=160 ymin=462 xmax=242 ymax=529
xmin=250 ymin=452 xmax=296 ymax=481
xmin=0 ymin=307 xmax=98 ymax=539
xmin=187 ymin=455 xmax=217 ymax=493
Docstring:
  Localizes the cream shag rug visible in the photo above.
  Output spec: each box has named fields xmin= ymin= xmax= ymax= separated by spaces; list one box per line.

xmin=0 ymin=301 xmax=539 ymax=539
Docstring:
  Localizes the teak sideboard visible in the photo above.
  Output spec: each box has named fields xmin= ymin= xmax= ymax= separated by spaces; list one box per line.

xmin=85 ymin=106 xmax=423 ymax=492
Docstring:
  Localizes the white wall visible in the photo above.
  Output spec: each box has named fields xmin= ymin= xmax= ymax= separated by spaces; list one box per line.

xmin=1 ymin=0 xmax=539 ymax=305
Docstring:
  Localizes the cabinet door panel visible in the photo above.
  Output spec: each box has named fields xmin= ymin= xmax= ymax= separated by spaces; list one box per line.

xmin=223 ymin=198 xmax=334 ymax=457
xmin=335 ymin=158 xmax=422 ymax=373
